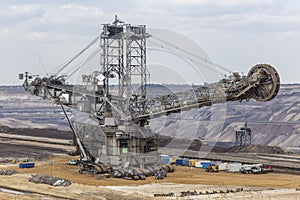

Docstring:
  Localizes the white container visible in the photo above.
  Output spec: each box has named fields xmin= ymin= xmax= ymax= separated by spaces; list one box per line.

xmin=217 ymin=163 xmax=228 ymax=171
xmin=226 ymin=163 xmax=242 ymax=172
xmin=195 ymin=161 xmax=202 ymax=168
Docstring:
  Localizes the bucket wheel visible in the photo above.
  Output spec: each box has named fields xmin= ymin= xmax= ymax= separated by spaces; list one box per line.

xmin=247 ymin=64 xmax=280 ymax=102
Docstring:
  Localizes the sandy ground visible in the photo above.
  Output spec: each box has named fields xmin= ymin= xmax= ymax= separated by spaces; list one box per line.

xmin=0 ymin=173 xmax=148 ymax=200
xmin=0 ymin=155 xmax=300 ymax=199
xmin=103 ymin=183 xmax=300 ymax=200
xmin=2 ymin=156 xmax=300 ymax=188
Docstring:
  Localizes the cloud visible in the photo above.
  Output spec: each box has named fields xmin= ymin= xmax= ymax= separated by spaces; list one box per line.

xmin=0 ymin=0 xmax=300 ymax=84
xmin=37 ymin=4 xmax=104 ymax=25
xmin=9 ymin=4 xmax=42 ymax=14
xmin=2 ymin=0 xmax=298 ymax=42
xmin=2 ymin=4 xmax=43 ymax=16
xmin=0 ymin=3 xmax=111 ymax=42
xmin=0 ymin=3 xmax=45 ymax=26
xmin=139 ymin=0 xmax=284 ymax=15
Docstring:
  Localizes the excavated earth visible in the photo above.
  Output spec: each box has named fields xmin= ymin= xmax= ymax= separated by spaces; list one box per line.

xmin=0 ymin=156 xmax=300 ymax=199
xmin=0 ymin=85 xmax=300 ymax=199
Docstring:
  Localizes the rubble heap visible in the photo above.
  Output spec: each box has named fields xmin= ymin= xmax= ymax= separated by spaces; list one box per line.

xmin=0 ymin=169 xmax=18 ymax=176
xmin=28 ymin=174 xmax=71 ymax=187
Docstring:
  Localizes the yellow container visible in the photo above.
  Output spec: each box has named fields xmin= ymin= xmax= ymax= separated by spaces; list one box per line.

xmin=189 ymin=160 xmax=196 ymax=167
xmin=169 ymin=157 xmax=177 ymax=164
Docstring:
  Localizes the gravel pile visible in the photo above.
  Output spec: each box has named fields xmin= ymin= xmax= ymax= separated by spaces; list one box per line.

xmin=28 ymin=174 xmax=72 ymax=187
xmin=0 ymin=169 xmax=18 ymax=175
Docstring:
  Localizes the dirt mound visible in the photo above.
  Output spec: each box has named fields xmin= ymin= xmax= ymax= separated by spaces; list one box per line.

xmin=152 ymin=134 xmax=229 ymax=153
xmin=0 ymin=126 xmax=72 ymax=140
xmin=227 ymin=145 xmax=286 ymax=154
xmin=150 ymin=134 xmax=204 ymax=150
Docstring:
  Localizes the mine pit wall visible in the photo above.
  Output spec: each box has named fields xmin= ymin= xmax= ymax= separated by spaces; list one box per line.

xmin=73 ymin=122 xmax=158 ymax=166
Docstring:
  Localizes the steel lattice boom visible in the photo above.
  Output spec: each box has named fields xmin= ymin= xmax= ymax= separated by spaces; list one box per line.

xmin=21 ymin=63 xmax=280 ymax=125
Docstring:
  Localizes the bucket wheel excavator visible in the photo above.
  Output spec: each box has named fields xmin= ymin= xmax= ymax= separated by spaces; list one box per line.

xmin=19 ymin=16 xmax=280 ymax=167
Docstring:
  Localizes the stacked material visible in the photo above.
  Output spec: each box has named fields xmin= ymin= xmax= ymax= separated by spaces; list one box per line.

xmin=111 ymin=168 xmax=148 ymax=180
xmin=0 ymin=169 xmax=18 ymax=176
xmin=28 ymin=174 xmax=71 ymax=187
xmin=110 ymin=165 xmax=175 ymax=180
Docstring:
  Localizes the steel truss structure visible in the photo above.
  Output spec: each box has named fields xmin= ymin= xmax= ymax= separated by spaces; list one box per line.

xmin=20 ymin=17 xmax=280 ymax=166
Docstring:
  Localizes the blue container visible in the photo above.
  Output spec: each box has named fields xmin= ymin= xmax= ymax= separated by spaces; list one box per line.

xmin=19 ymin=162 xmax=35 ymax=169
xmin=176 ymin=159 xmax=183 ymax=166
xmin=201 ymin=162 xmax=212 ymax=169
xmin=160 ymin=155 xmax=170 ymax=164
xmin=182 ymin=158 xmax=189 ymax=166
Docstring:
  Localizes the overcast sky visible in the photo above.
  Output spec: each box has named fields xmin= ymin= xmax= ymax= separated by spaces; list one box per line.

xmin=1 ymin=0 xmax=300 ymax=85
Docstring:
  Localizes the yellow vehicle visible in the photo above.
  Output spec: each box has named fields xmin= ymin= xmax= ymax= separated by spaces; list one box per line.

xmin=205 ymin=164 xmax=219 ymax=172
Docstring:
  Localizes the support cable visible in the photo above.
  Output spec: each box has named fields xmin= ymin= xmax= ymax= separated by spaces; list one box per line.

xmin=150 ymin=35 xmax=231 ymax=73
xmin=147 ymin=39 xmax=219 ymax=74
xmin=50 ymin=35 xmax=100 ymax=76
xmin=65 ymin=47 xmax=101 ymax=80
